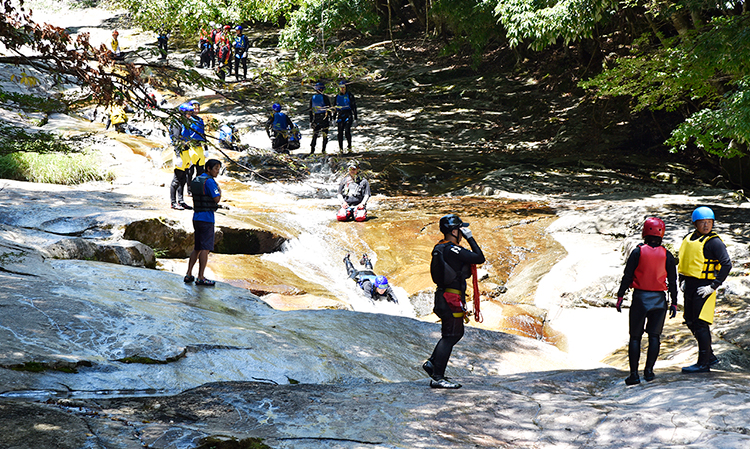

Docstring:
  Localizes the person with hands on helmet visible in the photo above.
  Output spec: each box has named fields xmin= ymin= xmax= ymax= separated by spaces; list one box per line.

xmin=309 ymin=81 xmax=331 ymax=154
xmin=343 ymin=253 xmax=398 ymax=303
xmin=423 ymin=214 xmax=485 ymax=389
xmin=233 ymin=25 xmax=249 ymax=79
xmin=616 ymin=217 xmax=678 ymax=386
xmin=336 ymin=160 xmax=370 ymax=221
xmin=678 ymin=206 xmax=732 ymax=373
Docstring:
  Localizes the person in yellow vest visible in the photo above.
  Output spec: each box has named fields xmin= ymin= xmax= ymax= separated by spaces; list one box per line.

xmin=106 ymin=104 xmax=128 ymax=133
xmin=169 ymin=103 xmax=194 ymax=210
xmin=678 ymin=206 xmax=732 ymax=373
xmin=111 ymin=30 xmax=123 ymax=60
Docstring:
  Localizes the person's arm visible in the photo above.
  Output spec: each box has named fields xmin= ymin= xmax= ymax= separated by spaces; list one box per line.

xmin=309 ymin=98 xmax=314 ymax=123
xmin=337 ymin=177 xmax=347 ymax=206
xmin=350 ymin=93 xmax=358 ymax=120
xmin=705 ymin=237 xmax=732 ymax=288
xmin=361 ymin=280 xmax=374 ymax=299
xmin=617 ymin=247 xmax=640 ymax=298
xmin=452 ymin=237 xmax=485 ymax=265
xmin=357 ymin=179 xmax=371 ymax=208
xmin=665 ymin=250 xmax=678 ymax=305
xmin=207 ymin=178 xmax=222 ymax=203
xmin=386 ymin=286 xmax=398 ymax=303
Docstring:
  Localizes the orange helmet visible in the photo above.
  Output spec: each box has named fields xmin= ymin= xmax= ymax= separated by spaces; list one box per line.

xmin=642 ymin=217 xmax=665 ymax=238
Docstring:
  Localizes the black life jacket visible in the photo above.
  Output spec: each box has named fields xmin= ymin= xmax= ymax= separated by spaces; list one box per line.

xmin=190 ymin=174 xmax=219 ymax=212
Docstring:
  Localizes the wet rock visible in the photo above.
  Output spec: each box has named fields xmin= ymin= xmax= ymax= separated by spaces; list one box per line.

xmin=123 ymin=217 xmax=193 ymax=258
xmin=44 ymin=237 xmax=156 ymax=268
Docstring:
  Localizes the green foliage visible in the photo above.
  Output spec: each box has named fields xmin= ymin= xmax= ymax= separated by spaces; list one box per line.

xmin=0 ymin=150 xmax=115 ymax=185
xmin=490 ymin=0 xmax=617 ymax=50
xmin=0 ymin=122 xmax=73 ymax=155
xmin=582 ymin=13 xmax=750 ymax=156
xmin=280 ymin=0 xmax=379 ymax=56
xmin=431 ymin=0 xmax=500 ymax=65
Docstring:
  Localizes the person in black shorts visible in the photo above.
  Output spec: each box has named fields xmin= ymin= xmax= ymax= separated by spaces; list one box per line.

xmin=185 ymin=159 xmax=222 ymax=286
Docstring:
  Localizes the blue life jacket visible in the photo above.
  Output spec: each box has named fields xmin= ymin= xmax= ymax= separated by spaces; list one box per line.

xmin=311 ymin=94 xmax=327 ymax=114
xmin=357 ymin=273 xmax=377 ymax=290
xmin=336 ymin=94 xmax=351 ymax=111
xmin=234 ymin=35 xmax=248 ymax=55
xmin=181 ymin=116 xmax=206 ymax=142
xmin=272 ymin=112 xmax=290 ymax=131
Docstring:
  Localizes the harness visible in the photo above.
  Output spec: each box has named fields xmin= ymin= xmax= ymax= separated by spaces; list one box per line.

xmin=678 ymin=232 xmax=722 ymax=280
xmin=190 ymin=174 xmax=219 ymax=212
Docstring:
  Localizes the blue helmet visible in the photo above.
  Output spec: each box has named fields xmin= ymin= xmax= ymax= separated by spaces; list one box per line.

xmin=178 ymin=102 xmax=193 ymax=112
xmin=692 ymin=206 xmax=715 ymax=222
xmin=374 ymin=275 xmax=389 ymax=289
xmin=314 ymin=81 xmax=325 ymax=91
xmin=235 ymin=25 xmax=243 ymax=31
xmin=272 ymin=103 xmax=281 ymax=112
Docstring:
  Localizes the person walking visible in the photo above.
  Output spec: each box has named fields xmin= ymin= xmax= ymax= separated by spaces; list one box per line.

xmin=333 ymin=80 xmax=358 ymax=153
xmin=423 ymin=214 xmax=485 ymax=389
xmin=678 ymin=206 xmax=732 ymax=373
xmin=615 ymin=217 xmax=678 ymax=385
xmin=185 ymin=159 xmax=222 ymax=286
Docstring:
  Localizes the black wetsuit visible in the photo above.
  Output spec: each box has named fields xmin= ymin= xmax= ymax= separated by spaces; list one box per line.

xmin=334 ymin=91 xmax=357 ymax=151
xmin=679 ymin=231 xmax=731 ymax=365
xmin=617 ymin=242 xmax=677 ymax=377
xmin=309 ymin=93 xmax=331 ymax=153
xmin=428 ymin=236 xmax=484 ymax=379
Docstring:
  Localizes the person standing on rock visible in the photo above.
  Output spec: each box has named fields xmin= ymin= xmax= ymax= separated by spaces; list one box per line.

xmin=180 ymin=100 xmax=207 ymax=177
xmin=423 ymin=214 xmax=485 ymax=389
xmin=616 ymin=217 xmax=678 ymax=385
xmin=169 ymin=103 xmax=194 ymax=210
xmin=110 ymin=30 xmax=123 ymax=60
xmin=185 ymin=159 xmax=222 ymax=286
xmin=232 ymin=25 xmax=249 ymax=80
xmin=309 ymin=81 xmax=331 ymax=154
xmin=678 ymin=206 xmax=732 ymax=373
xmin=333 ymin=80 xmax=358 ymax=153
xmin=157 ymin=28 xmax=169 ymax=59
xmin=336 ymin=160 xmax=370 ymax=221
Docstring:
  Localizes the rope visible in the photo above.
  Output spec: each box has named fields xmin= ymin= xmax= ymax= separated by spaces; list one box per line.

xmin=471 ymin=264 xmax=482 ymax=323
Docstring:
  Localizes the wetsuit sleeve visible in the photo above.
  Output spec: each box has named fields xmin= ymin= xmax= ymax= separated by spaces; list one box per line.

xmin=264 ymin=115 xmax=272 ymax=132
xmin=286 ymin=116 xmax=294 ymax=130
xmin=350 ymin=93 xmax=358 ymax=120
xmin=386 ymin=286 xmax=398 ymax=303
xmin=360 ymin=179 xmax=371 ymax=205
xmin=337 ymin=176 xmax=347 ymax=202
xmin=665 ymin=250 xmax=678 ymax=304
xmin=617 ymin=247 xmax=641 ymax=298
xmin=451 ymin=238 xmax=485 ymax=265
xmin=361 ymin=280 xmax=374 ymax=299
xmin=705 ymin=237 xmax=732 ymax=289
xmin=309 ymin=98 xmax=313 ymax=122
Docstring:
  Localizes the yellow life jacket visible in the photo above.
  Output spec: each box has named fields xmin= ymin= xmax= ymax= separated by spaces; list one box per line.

xmin=678 ymin=231 xmax=722 ymax=280
xmin=109 ymin=105 xmax=127 ymax=125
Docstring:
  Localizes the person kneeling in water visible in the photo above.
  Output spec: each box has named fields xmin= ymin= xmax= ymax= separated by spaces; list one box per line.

xmin=343 ymin=253 xmax=397 ymax=303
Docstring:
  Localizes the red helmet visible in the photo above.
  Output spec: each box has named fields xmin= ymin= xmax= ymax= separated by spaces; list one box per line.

xmin=642 ymin=217 xmax=665 ymax=238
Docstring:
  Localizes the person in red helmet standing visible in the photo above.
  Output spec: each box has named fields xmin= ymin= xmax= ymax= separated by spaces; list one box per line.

xmin=616 ymin=217 xmax=678 ymax=385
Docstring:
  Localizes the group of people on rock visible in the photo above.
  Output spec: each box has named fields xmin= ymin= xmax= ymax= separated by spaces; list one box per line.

xmin=265 ymin=80 xmax=359 ymax=154
xmin=198 ymin=23 xmax=249 ymax=81
xmin=615 ymin=207 xmax=732 ymax=386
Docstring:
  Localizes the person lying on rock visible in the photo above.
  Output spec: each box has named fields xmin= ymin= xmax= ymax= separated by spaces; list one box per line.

xmin=677 ymin=206 xmax=732 ymax=373
xmin=343 ymin=253 xmax=398 ymax=303
xmin=616 ymin=217 xmax=678 ymax=386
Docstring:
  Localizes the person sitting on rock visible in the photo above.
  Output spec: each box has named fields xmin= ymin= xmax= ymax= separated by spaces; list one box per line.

xmin=616 ymin=217 xmax=678 ymax=386
xmin=336 ymin=160 xmax=370 ymax=222
xmin=344 ymin=253 xmax=397 ymax=303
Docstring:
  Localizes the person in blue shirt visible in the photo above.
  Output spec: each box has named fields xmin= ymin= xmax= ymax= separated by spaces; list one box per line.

xmin=309 ymin=81 xmax=331 ymax=154
xmin=333 ymin=80 xmax=358 ymax=153
xmin=185 ymin=159 xmax=222 ymax=286
xmin=233 ymin=26 xmax=249 ymax=79
xmin=157 ymin=28 xmax=169 ymax=60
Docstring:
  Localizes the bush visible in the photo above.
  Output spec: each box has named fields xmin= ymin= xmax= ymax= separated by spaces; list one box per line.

xmin=0 ymin=151 xmax=115 ymax=185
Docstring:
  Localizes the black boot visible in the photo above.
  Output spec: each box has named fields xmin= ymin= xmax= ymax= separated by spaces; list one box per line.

xmin=626 ymin=338 xmax=641 ymax=386
xmin=682 ymin=350 xmax=710 ymax=373
xmin=644 ymin=335 xmax=660 ymax=381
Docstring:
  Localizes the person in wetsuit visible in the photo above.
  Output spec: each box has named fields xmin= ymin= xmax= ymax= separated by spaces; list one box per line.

xmin=343 ymin=253 xmax=398 ymax=303
xmin=333 ymin=80 xmax=357 ymax=153
xmin=309 ymin=81 xmax=331 ymax=154
xmin=423 ymin=214 xmax=485 ymax=389
xmin=616 ymin=217 xmax=678 ymax=385
xmin=265 ymin=103 xmax=295 ymax=154
xmin=336 ymin=160 xmax=370 ymax=221
xmin=678 ymin=206 xmax=732 ymax=373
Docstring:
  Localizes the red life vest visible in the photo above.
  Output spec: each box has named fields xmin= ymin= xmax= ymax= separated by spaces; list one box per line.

xmin=631 ymin=244 xmax=667 ymax=291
